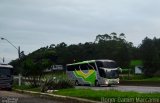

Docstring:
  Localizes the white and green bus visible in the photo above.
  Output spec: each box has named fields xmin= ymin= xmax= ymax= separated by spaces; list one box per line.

xmin=66 ymin=59 xmax=121 ymax=86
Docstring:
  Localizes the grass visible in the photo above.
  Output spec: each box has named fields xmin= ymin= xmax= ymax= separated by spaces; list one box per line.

xmin=13 ymin=84 xmax=160 ymax=102
xmin=13 ymin=70 xmax=160 ymax=102
xmin=130 ymin=60 xmax=143 ymax=66
xmin=13 ymin=84 xmax=41 ymax=92
xmin=54 ymin=88 xmax=160 ymax=101
xmin=140 ymin=77 xmax=160 ymax=81
xmin=120 ymin=74 xmax=160 ymax=81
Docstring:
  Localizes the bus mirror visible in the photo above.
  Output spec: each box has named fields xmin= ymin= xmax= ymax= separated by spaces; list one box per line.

xmin=117 ymin=67 xmax=122 ymax=73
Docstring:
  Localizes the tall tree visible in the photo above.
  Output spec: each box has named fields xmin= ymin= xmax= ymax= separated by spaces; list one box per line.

xmin=140 ymin=37 xmax=160 ymax=76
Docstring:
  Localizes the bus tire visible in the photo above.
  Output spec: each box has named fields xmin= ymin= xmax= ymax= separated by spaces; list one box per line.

xmin=95 ymin=80 xmax=100 ymax=87
xmin=7 ymin=88 xmax=12 ymax=91
xmin=75 ymin=80 xmax=79 ymax=86
xmin=108 ymin=84 xmax=112 ymax=87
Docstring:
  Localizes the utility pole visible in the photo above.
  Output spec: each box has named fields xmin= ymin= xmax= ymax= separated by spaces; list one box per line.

xmin=0 ymin=57 xmax=5 ymax=63
xmin=2 ymin=57 xmax=4 ymax=63
xmin=1 ymin=37 xmax=22 ymax=86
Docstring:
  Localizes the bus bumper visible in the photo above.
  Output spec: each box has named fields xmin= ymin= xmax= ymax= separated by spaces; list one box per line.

xmin=104 ymin=79 xmax=119 ymax=85
xmin=0 ymin=84 xmax=12 ymax=89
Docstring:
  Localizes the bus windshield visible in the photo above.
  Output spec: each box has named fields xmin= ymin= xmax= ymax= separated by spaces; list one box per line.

xmin=96 ymin=61 xmax=119 ymax=78
xmin=103 ymin=61 xmax=118 ymax=68
xmin=105 ymin=70 xmax=119 ymax=79
xmin=98 ymin=68 xmax=119 ymax=78
xmin=0 ymin=67 xmax=11 ymax=76
xmin=96 ymin=61 xmax=118 ymax=68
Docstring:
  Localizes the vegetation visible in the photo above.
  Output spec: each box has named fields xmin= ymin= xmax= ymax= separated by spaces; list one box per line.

xmin=130 ymin=60 xmax=143 ymax=66
xmin=14 ymin=77 xmax=74 ymax=93
xmin=13 ymin=84 xmax=160 ymax=102
xmin=10 ymin=33 xmax=133 ymax=71
xmin=54 ymin=89 xmax=160 ymax=101
xmin=140 ymin=37 xmax=160 ymax=77
xmin=10 ymin=33 xmax=160 ymax=85
xmin=41 ymin=76 xmax=74 ymax=92
xmin=13 ymin=84 xmax=41 ymax=92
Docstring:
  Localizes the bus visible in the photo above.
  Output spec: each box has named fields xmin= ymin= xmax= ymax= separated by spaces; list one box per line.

xmin=0 ymin=64 xmax=13 ymax=90
xmin=66 ymin=59 xmax=121 ymax=86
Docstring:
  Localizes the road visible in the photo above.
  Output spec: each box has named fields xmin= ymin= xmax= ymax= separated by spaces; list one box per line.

xmin=76 ymin=85 xmax=160 ymax=93
xmin=0 ymin=90 xmax=74 ymax=103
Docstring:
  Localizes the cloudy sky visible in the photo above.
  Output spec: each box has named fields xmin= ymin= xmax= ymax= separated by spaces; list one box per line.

xmin=0 ymin=0 xmax=160 ymax=63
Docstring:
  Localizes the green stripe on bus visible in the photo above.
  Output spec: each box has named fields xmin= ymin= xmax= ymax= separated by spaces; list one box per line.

xmin=73 ymin=70 xmax=96 ymax=85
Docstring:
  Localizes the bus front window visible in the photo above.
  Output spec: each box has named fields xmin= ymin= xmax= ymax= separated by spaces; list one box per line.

xmin=0 ymin=68 xmax=11 ymax=77
xmin=103 ymin=62 xmax=118 ymax=68
xmin=96 ymin=61 xmax=119 ymax=78
xmin=106 ymin=70 xmax=119 ymax=79
xmin=98 ymin=68 xmax=119 ymax=79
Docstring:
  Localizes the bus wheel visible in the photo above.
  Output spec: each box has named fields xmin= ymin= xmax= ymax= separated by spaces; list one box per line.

xmin=75 ymin=80 xmax=79 ymax=86
xmin=7 ymin=88 xmax=12 ymax=91
xmin=95 ymin=80 xmax=100 ymax=87
xmin=108 ymin=84 xmax=112 ymax=87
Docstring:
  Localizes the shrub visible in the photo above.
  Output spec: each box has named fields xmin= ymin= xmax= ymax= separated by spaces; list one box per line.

xmin=41 ymin=78 xmax=74 ymax=92
xmin=55 ymin=79 xmax=74 ymax=89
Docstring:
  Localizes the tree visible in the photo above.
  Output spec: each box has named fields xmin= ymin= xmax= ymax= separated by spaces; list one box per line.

xmin=10 ymin=32 xmax=135 ymax=79
xmin=140 ymin=37 xmax=160 ymax=76
xmin=94 ymin=33 xmax=132 ymax=67
xmin=21 ymin=58 xmax=53 ymax=87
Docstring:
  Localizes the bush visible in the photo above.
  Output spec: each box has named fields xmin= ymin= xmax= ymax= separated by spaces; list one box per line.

xmin=121 ymin=69 xmax=129 ymax=74
xmin=154 ymin=71 xmax=160 ymax=77
xmin=41 ymin=78 xmax=74 ymax=92
xmin=55 ymin=79 xmax=74 ymax=89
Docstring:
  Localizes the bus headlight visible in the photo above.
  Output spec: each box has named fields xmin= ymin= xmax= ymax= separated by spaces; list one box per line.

xmin=105 ymin=81 xmax=108 ymax=84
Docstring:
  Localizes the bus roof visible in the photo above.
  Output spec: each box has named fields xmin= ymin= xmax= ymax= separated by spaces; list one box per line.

xmin=0 ymin=64 xmax=13 ymax=68
xmin=67 ymin=59 xmax=115 ymax=66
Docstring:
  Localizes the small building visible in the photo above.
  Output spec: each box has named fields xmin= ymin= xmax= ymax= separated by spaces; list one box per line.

xmin=135 ymin=66 xmax=143 ymax=74
xmin=130 ymin=60 xmax=143 ymax=74
xmin=44 ymin=65 xmax=63 ymax=72
xmin=52 ymin=65 xmax=63 ymax=70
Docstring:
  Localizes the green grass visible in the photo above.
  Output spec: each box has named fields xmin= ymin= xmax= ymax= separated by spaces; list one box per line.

xmin=54 ymin=88 xmax=160 ymax=101
xmin=120 ymin=74 xmax=160 ymax=81
xmin=13 ymin=84 xmax=160 ymax=102
xmin=140 ymin=77 xmax=160 ymax=81
xmin=130 ymin=60 xmax=143 ymax=66
xmin=13 ymin=84 xmax=41 ymax=92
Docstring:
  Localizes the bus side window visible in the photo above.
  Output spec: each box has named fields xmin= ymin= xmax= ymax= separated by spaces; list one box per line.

xmin=75 ymin=65 xmax=79 ymax=70
xmin=67 ymin=65 xmax=80 ymax=71
xmin=67 ymin=65 xmax=75 ymax=71
xmin=96 ymin=61 xmax=106 ymax=77
xmin=88 ymin=63 xmax=97 ymax=71
xmin=80 ymin=64 xmax=88 ymax=70
xmin=98 ymin=68 xmax=106 ymax=78
xmin=96 ymin=61 xmax=103 ymax=67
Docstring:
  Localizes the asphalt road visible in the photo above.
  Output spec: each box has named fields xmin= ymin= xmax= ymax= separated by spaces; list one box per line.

xmin=0 ymin=90 xmax=69 ymax=103
xmin=76 ymin=85 xmax=160 ymax=93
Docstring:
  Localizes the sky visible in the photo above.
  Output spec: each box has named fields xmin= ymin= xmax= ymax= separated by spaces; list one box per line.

xmin=0 ymin=0 xmax=160 ymax=63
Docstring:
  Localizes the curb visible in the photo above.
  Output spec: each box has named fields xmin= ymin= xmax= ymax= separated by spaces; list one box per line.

xmin=13 ymin=89 xmax=101 ymax=103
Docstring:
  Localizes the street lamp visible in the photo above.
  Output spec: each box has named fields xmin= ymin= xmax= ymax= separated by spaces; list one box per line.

xmin=1 ymin=38 xmax=21 ymax=58
xmin=1 ymin=37 xmax=22 ymax=86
